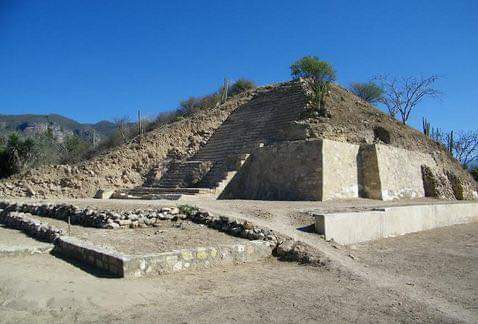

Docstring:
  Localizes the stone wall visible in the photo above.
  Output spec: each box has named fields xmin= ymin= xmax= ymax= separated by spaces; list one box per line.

xmin=56 ymin=234 xmax=274 ymax=278
xmin=124 ymin=241 xmax=274 ymax=278
xmin=221 ymin=139 xmax=362 ymax=201
xmin=220 ymin=140 xmax=323 ymax=200
xmin=0 ymin=210 xmax=63 ymax=242
xmin=221 ymin=139 xmax=476 ymax=201
xmin=373 ymin=144 xmax=437 ymax=200
xmin=322 ymin=140 xmax=360 ymax=200
xmin=357 ymin=145 xmax=382 ymax=199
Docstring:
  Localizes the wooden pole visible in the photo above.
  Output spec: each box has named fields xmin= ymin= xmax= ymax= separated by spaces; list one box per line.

xmin=222 ymin=78 xmax=229 ymax=103
xmin=68 ymin=215 xmax=71 ymax=236
xmin=137 ymin=109 xmax=141 ymax=136
xmin=92 ymin=129 xmax=97 ymax=148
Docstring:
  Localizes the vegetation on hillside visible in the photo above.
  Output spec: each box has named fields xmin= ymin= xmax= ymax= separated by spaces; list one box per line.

xmin=426 ymin=129 xmax=478 ymax=169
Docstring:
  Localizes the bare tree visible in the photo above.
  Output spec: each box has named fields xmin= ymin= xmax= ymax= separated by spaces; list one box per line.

xmin=375 ymin=75 xmax=441 ymax=124
xmin=431 ymin=129 xmax=478 ymax=168
xmin=452 ymin=131 xmax=478 ymax=168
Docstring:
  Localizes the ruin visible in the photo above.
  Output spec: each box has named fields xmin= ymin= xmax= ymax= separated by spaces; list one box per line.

xmin=104 ymin=79 xmax=477 ymax=202
xmin=0 ymin=79 xmax=475 ymax=203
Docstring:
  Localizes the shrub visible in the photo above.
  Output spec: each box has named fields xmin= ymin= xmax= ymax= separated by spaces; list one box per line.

xmin=178 ymin=97 xmax=204 ymax=116
xmin=178 ymin=204 xmax=199 ymax=217
xmin=350 ymin=82 xmax=383 ymax=103
xmin=148 ymin=78 xmax=256 ymax=131
xmin=0 ymin=133 xmax=41 ymax=177
xmin=60 ymin=135 xmax=89 ymax=163
xmin=228 ymin=79 xmax=256 ymax=96
xmin=290 ymin=56 xmax=336 ymax=113
xmin=178 ymin=93 xmax=220 ymax=117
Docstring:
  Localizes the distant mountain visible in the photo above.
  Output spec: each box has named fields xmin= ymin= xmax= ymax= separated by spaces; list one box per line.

xmin=0 ymin=113 xmax=117 ymax=143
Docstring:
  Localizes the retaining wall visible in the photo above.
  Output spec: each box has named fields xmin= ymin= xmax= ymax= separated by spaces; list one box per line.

xmin=220 ymin=140 xmax=324 ymax=200
xmin=221 ymin=139 xmax=476 ymax=201
xmin=373 ymin=144 xmax=436 ymax=200
xmin=221 ymin=139 xmax=361 ymax=201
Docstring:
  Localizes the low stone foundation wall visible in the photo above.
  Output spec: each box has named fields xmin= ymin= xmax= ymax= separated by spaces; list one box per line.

xmin=0 ymin=201 xmax=284 ymax=243
xmin=124 ymin=241 xmax=274 ymax=278
xmin=0 ymin=210 xmax=63 ymax=243
xmin=0 ymin=201 xmax=329 ymax=273
xmin=0 ymin=201 xmax=184 ymax=229
xmin=56 ymin=236 xmax=274 ymax=278
xmin=55 ymin=236 xmax=129 ymax=276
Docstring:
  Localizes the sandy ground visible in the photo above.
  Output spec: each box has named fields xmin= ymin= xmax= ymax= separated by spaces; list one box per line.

xmin=22 ymin=214 xmax=247 ymax=255
xmin=0 ymin=245 xmax=467 ymax=323
xmin=1 ymin=197 xmax=477 ymax=322
xmin=350 ymin=223 xmax=478 ymax=311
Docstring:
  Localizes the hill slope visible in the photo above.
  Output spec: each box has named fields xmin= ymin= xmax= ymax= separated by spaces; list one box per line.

xmin=0 ymin=113 xmax=116 ymax=142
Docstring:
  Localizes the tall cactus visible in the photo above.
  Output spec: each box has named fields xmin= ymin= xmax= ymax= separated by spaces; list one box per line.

xmin=448 ymin=130 xmax=454 ymax=157
xmin=422 ymin=117 xmax=431 ymax=136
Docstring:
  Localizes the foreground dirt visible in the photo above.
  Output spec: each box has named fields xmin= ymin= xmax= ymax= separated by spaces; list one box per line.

xmin=351 ymin=223 xmax=478 ymax=311
xmin=0 ymin=213 xmax=477 ymax=322
xmin=0 ymin=250 xmax=464 ymax=323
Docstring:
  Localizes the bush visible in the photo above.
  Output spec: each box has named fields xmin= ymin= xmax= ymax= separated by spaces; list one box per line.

xmin=290 ymin=56 xmax=336 ymax=113
xmin=228 ymin=79 xmax=256 ymax=96
xmin=0 ymin=133 xmax=44 ymax=177
xmin=178 ymin=97 xmax=204 ymax=116
xmin=290 ymin=56 xmax=336 ymax=82
xmin=350 ymin=82 xmax=383 ymax=103
xmin=178 ymin=93 xmax=220 ymax=117
xmin=60 ymin=135 xmax=89 ymax=164
xmin=148 ymin=78 xmax=256 ymax=131
xmin=178 ymin=204 xmax=199 ymax=217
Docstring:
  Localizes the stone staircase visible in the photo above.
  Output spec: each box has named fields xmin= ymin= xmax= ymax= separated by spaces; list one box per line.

xmin=156 ymin=160 xmax=213 ymax=188
xmin=117 ymin=81 xmax=308 ymax=199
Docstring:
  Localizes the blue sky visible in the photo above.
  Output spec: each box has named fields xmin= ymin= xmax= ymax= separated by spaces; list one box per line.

xmin=0 ymin=0 xmax=477 ymax=131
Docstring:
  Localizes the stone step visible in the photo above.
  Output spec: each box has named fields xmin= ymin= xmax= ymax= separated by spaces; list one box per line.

xmin=128 ymin=187 xmax=215 ymax=195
